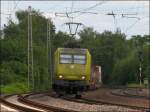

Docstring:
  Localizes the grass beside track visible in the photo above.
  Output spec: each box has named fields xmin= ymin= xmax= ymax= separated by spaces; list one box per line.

xmin=127 ymin=83 xmax=149 ymax=89
xmin=1 ymin=82 xmax=29 ymax=94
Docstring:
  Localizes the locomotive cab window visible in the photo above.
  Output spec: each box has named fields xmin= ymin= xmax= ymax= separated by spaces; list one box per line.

xmin=60 ymin=54 xmax=72 ymax=64
xmin=73 ymin=55 xmax=86 ymax=64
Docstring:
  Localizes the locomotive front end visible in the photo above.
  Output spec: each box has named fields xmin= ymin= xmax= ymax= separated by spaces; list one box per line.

xmin=53 ymin=48 xmax=91 ymax=95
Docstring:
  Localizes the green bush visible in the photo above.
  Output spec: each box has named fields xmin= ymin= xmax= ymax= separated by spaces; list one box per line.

xmin=0 ymin=61 xmax=27 ymax=85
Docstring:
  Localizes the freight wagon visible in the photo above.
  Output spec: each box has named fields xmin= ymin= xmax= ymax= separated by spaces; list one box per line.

xmin=90 ymin=65 xmax=102 ymax=90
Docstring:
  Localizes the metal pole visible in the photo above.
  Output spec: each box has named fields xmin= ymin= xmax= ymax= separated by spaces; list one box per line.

xmin=47 ymin=20 xmax=49 ymax=60
xmin=135 ymin=40 xmax=143 ymax=86
xmin=27 ymin=6 xmax=30 ymax=89
xmin=139 ymin=62 xmax=142 ymax=86
xmin=28 ymin=6 xmax=34 ymax=90
xmin=47 ymin=20 xmax=50 ymax=87
xmin=48 ymin=19 xmax=53 ymax=88
xmin=30 ymin=7 xmax=34 ymax=90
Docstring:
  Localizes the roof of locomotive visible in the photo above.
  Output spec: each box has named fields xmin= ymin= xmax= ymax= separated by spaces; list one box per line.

xmin=56 ymin=48 xmax=89 ymax=54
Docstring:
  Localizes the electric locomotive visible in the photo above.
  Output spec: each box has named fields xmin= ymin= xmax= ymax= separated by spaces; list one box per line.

xmin=52 ymin=48 xmax=91 ymax=96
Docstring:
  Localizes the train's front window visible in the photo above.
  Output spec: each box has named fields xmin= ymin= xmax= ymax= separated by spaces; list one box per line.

xmin=60 ymin=54 xmax=72 ymax=64
xmin=73 ymin=55 xmax=86 ymax=64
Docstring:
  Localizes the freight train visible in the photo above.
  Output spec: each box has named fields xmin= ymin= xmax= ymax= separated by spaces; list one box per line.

xmin=52 ymin=48 xmax=101 ymax=97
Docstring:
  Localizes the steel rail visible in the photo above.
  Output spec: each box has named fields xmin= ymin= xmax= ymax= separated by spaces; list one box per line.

xmin=0 ymin=94 xmax=42 ymax=112
xmin=18 ymin=93 xmax=78 ymax=112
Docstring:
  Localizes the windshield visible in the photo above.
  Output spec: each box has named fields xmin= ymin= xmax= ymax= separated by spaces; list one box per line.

xmin=60 ymin=54 xmax=72 ymax=64
xmin=73 ymin=55 xmax=86 ymax=64
xmin=60 ymin=54 xmax=86 ymax=64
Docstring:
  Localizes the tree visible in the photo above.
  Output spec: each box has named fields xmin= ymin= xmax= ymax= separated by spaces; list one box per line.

xmin=112 ymin=52 xmax=139 ymax=85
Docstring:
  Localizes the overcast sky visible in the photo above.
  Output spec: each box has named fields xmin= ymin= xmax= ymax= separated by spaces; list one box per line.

xmin=1 ymin=1 xmax=149 ymax=38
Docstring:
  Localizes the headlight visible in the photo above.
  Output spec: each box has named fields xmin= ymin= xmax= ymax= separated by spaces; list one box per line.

xmin=81 ymin=76 xmax=85 ymax=80
xmin=59 ymin=75 xmax=63 ymax=79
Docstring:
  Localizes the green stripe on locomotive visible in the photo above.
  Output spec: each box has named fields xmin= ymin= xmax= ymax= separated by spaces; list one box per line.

xmin=54 ymin=48 xmax=91 ymax=83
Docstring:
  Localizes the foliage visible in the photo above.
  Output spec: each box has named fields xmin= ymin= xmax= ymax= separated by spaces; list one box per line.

xmin=0 ymin=61 xmax=27 ymax=85
xmin=142 ymin=45 xmax=150 ymax=81
xmin=111 ymin=52 xmax=139 ymax=85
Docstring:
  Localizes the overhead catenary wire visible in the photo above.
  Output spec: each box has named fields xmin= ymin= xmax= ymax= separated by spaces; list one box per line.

xmin=71 ymin=1 xmax=74 ymax=23
xmin=125 ymin=1 xmax=148 ymax=34
xmin=0 ymin=12 xmax=11 ymax=15
xmin=7 ymin=1 xmax=11 ymax=21
xmin=1 ymin=0 xmax=21 ymax=24
xmin=11 ymin=0 xmax=21 ymax=14
xmin=105 ymin=10 xmax=142 ymax=33
xmin=68 ymin=1 xmax=106 ymax=18
xmin=67 ymin=1 xmax=106 ymax=15
xmin=122 ymin=15 xmax=140 ymax=20
xmin=2 ymin=1 xmax=148 ymax=37
xmin=54 ymin=1 xmax=147 ymax=36
xmin=125 ymin=16 xmax=148 ymax=34
xmin=55 ymin=1 xmax=106 ymax=19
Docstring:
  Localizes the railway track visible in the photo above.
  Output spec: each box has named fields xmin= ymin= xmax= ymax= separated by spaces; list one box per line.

xmin=1 ymin=103 xmax=18 ymax=112
xmin=0 ymin=93 xmax=76 ymax=112
xmin=1 ymin=87 xmax=149 ymax=112
xmin=0 ymin=94 xmax=44 ymax=112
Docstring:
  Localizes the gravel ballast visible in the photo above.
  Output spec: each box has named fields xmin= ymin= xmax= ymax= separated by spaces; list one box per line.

xmin=29 ymin=94 xmax=142 ymax=112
